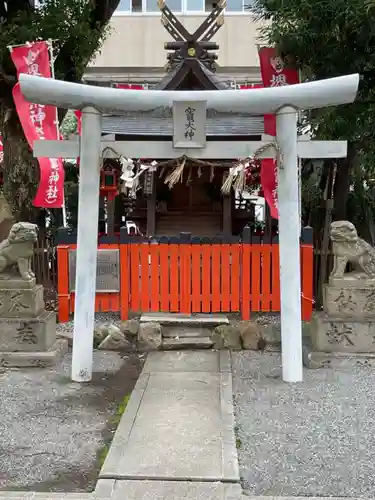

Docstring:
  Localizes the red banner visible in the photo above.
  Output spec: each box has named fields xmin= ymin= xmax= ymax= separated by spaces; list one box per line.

xmin=10 ymin=41 xmax=64 ymax=208
xmin=258 ymin=47 xmax=300 ymax=219
xmin=114 ymin=83 xmax=146 ymax=89
xmin=74 ymin=110 xmax=82 ymax=136
xmin=0 ymin=136 xmax=3 ymax=164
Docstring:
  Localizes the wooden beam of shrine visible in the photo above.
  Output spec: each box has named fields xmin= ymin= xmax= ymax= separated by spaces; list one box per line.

xmin=200 ymin=17 xmax=224 ymax=43
xmin=193 ymin=0 xmax=226 ymax=41
xmin=159 ymin=2 xmax=191 ymax=41
xmin=33 ymin=139 xmax=347 ymax=160
xmin=161 ymin=15 xmax=184 ymax=42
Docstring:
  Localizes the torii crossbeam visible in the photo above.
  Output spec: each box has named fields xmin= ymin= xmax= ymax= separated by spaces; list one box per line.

xmin=19 ymin=73 xmax=359 ymax=384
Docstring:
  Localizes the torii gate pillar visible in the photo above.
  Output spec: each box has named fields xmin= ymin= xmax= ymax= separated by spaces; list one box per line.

xmin=276 ymin=106 xmax=301 ymax=381
xmin=19 ymin=73 xmax=359 ymax=383
xmin=71 ymin=107 xmax=102 ymax=382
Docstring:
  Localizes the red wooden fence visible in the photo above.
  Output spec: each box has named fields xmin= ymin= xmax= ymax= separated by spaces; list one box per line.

xmin=56 ymin=227 xmax=314 ymax=322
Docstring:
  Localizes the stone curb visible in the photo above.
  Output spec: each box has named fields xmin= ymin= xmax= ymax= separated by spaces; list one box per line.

xmin=220 ymin=351 xmax=240 ymax=482
xmin=99 ymin=372 xmax=150 ymax=479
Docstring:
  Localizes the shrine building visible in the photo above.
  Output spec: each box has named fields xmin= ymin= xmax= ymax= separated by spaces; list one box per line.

xmin=89 ymin=1 xmax=269 ymax=238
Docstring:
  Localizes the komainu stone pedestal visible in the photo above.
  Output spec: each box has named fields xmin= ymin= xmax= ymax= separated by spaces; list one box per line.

xmin=0 ymin=278 xmax=67 ymax=367
xmin=305 ymin=280 xmax=375 ymax=368
xmin=304 ymin=220 xmax=375 ymax=368
xmin=0 ymin=222 xmax=68 ymax=367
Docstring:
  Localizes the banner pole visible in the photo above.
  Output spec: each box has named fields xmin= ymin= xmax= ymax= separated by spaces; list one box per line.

xmin=48 ymin=39 xmax=67 ymax=228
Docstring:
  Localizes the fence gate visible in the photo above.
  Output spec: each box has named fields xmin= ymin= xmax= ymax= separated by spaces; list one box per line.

xmin=125 ymin=236 xmax=242 ymax=314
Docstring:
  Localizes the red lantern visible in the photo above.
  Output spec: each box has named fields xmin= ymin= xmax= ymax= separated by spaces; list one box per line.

xmin=100 ymin=164 xmax=118 ymax=201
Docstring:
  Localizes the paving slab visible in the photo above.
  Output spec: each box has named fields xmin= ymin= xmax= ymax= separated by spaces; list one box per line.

xmin=143 ymin=350 xmax=219 ymax=373
xmin=140 ymin=313 xmax=229 ymax=324
xmin=109 ymin=480 xmax=242 ymax=500
xmin=100 ymin=350 xmax=239 ymax=482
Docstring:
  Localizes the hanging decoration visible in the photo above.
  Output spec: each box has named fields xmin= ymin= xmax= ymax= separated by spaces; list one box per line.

xmin=221 ymin=142 xmax=282 ymax=195
xmin=119 ymin=156 xmax=158 ymax=196
xmin=119 ymin=157 xmax=135 ymax=192
xmin=165 ymin=157 xmax=186 ymax=188
xmin=105 ymin=145 xmax=267 ymax=200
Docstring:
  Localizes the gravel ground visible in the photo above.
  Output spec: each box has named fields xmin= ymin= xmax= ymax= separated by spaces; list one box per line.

xmin=56 ymin=313 xmax=125 ymax=336
xmin=232 ymin=351 xmax=375 ymax=497
xmin=0 ymin=349 xmax=144 ymax=492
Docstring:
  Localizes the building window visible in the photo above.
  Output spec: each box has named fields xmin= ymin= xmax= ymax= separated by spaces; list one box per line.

xmin=186 ymin=0 xmax=205 ymax=11
xmin=116 ymin=0 xmax=249 ymax=13
xmin=225 ymin=0 xmax=245 ymax=11
xmin=117 ymin=0 xmax=130 ymax=11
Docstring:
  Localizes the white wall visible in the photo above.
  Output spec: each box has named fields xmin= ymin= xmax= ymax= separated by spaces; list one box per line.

xmin=89 ymin=14 xmax=265 ymax=70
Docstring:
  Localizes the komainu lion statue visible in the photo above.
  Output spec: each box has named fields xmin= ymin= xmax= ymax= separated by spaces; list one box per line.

xmin=330 ymin=220 xmax=375 ymax=279
xmin=0 ymin=222 xmax=38 ymax=281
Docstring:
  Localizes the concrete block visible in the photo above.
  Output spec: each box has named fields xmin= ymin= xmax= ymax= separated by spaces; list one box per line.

xmin=310 ymin=311 xmax=375 ymax=353
xmin=0 ymin=310 xmax=56 ymax=352
xmin=162 ymin=337 xmax=213 ymax=349
xmin=111 ymin=481 xmax=242 ymax=500
xmin=140 ymin=312 xmax=229 ymax=326
xmin=324 ymin=282 xmax=375 ymax=317
xmin=0 ymin=338 xmax=68 ymax=368
xmin=143 ymin=351 xmax=219 ymax=373
xmin=303 ymin=345 xmax=375 ymax=369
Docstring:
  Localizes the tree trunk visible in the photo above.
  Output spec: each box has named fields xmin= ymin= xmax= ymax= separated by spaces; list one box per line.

xmin=332 ymin=143 xmax=356 ymax=221
xmin=1 ymin=105 xmax=40 ymax=222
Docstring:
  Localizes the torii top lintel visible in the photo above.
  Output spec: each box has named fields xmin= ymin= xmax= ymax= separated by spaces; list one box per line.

xmin=19 ymin=73 xmax=359 ymax=115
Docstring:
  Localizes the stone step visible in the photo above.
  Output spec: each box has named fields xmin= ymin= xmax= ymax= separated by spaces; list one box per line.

xmin=162 ymin=336 xmax=213 ymax=350
xmin=140 ymin=312 xmax=229 ymax=327
xmin=162 ymin=325 xmax=212 ymax=338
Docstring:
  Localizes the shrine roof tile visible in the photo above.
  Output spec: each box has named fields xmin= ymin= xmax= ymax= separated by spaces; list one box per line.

xmin=101 ymin=114 xmax=264 ymax=137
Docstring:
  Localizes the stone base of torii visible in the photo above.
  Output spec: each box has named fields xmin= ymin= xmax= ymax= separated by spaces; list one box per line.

xmin=19 ymin=73 xmax=359 ymax=383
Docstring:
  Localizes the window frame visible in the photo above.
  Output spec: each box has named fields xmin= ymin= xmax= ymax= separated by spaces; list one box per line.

xmin=114 ymin=0 xmax=249 ymax=15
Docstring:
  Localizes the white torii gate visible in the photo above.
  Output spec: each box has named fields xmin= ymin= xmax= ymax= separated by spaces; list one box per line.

xmin=19 ymin=73 xmax=359 ymax=384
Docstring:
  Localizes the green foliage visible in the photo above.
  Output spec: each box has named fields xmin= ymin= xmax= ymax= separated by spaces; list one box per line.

xmin=96 ymin=393 xmax=131 ymax=467
xmin=252 ymin=0 xmax=375 ymax=237
xmin=0 ymin=0 xmax=119 ymax=222
xmin=0 ymin=0 xmax=119 ymax=223
xmin=113 ymin=394 xmax=131 ymax=426
xmin=64 ymin=162 xmax=79 ymax=228
xmin=97 ymin=442 xmax=110 ymax=468
xmin=252 ymin=0 xmax=375 ymax=145
xmin=60 ymin=110 xmax=78 ymax=139
xmin=0 ymin=0 xmax=114 ymax=84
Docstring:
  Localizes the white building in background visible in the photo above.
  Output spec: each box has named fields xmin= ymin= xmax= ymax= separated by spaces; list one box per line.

xmin=84 ymin=0 xmax=264 ymax=87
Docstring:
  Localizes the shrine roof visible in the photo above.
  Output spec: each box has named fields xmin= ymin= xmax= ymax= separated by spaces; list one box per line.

xmin=101 ymin=113 xmax=264 ymax=137
xmin=154 ymin=60 xmax=229 ymax=91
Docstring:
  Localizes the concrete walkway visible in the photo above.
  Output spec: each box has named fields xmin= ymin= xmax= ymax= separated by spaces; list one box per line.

xmin=97 ymin=350 xmax=241 ymax=499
